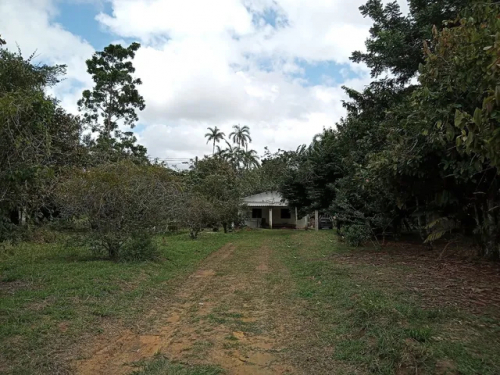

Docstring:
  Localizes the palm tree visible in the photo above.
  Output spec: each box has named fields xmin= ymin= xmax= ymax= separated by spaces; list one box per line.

xmin=242 ymin=149 xmax=260 ymax=169
xmin=224 ymin=141 xmax=240 ymax=166
xmin=205 ymin=126 xmax=225 ymax=155
xmin=229 ymin=124 xmax=252 ymax=150
xmin=296 ymin=144 xmax=307 ymax=155
xmin=215 ymin=144 xmax=227 ymax=158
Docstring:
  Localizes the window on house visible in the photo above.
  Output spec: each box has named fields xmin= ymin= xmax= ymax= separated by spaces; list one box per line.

xmin=252 ymin=208 xmax=262 ymax=218
xmin=281 ymin=209 xmax=291 ymax=219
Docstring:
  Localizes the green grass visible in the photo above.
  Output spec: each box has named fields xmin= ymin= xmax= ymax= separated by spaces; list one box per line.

xmin=2 ymin=229 xmax=499 ymax=375
xmin=131 ymin=354 xmax=224 ymax=375
xmin=0 ymin=231 xmax=233 ymax=374
xmin=271 ymin=231 xmax=500 ymax=375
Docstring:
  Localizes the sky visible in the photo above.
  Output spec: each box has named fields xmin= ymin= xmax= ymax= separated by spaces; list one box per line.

xmin=0 ymin=0 xmax=409 ymax=167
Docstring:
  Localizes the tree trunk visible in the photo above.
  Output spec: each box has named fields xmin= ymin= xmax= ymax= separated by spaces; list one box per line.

xmin=222 ymin=223 xmax=228 ymax=233
xmin=416 ymin=197 xmax=426 ymax=241
xmin=190 ymin=228 xmax=199 ymax=239
xmin=482 ymin=194 xmax=500 ymax=259
xmin=108 ymin=242 xmax=120 ymax=261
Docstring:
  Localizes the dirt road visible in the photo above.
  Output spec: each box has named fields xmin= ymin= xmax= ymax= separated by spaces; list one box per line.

xmin=75 ymin=240 xmax=297 ymax=374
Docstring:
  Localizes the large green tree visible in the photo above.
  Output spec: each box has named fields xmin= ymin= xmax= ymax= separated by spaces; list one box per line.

xmin=278 ymin=0 xmax=499 ymax=252
xmin=351 ymin=0 xmax=469 ymax=84
xmin=57 ymin=161 xmax=181 ymax=260
xmin=409 ymin=2 xmax=500 ymax=257
xmin=78 ymin=42 xmax=147 ymax=163
xmin=0 ymin=48 xmax=84 ymax=233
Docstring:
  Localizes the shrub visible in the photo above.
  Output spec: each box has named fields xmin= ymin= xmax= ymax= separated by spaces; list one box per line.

xmin=180 ymin=194 xmax=214 ymax=239
xmin=121 ymin=231 xmax=159 ymax=261
xmin=343 ymin=224 xmax=371 ymax=247
xmin=57 ymin=161 xmax=181 ymax=260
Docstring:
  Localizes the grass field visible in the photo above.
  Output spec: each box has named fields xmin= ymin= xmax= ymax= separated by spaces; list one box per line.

xmin=0 ymin=232 xmax=231 ymax=374
xmin=1 ymin=230 xmax=499 ymax=374
xmin=271 ymin=231 xmax=500 ymax=375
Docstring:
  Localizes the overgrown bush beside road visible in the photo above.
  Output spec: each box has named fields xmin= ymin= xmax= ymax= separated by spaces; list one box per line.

xmin=56 ymin=161 xmax=181 ymax=260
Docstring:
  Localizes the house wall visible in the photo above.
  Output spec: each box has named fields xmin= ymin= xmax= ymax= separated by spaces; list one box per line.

xmin=244 ymin=207 xmax=308 ymax=229
xmin=271 ymin=207 xmax=294 ymax=227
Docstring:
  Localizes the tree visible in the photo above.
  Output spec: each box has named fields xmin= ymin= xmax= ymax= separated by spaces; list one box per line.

xmin=215 ymin=140 xmax=260 ymax=171
xmin=277 ymin=0 xmax=480 ymax=249
xmin=205 ymin=126 xmax=225 ymax=155
xmin=188 ymin=157 xmax=242 ymax=233
xmin=229 ymin=124 xmax=252 ymax=150
xmin=0 ymin=48 xmax=84 ymax=234
xmin=216 ymin=141 xmax=242 ymax=168
xmin=242 ymin=149 xmax=260 ymax=169
xmin=78 ymin=42 xmax=147 ymax=162
xmin=409 ymin=2 xmax=500 ymax=257
xmin=180 ymin=193 xmax=214 ymax=239
xmin=57 ymin=161 xmax=181 ymax=260
xmin=351 ymin=0 xmax=468 ymax=84
xmin=279 ymin=128 xmax=346 ymax=217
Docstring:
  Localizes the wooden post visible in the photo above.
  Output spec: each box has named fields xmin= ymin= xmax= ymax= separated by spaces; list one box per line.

xmin=269 ymin=207 xmax=273 ymax=229
xmin=295 ymin=207 xmax=298 ymax=229
xmin=315 ymin=210 xmax=319 ymax=231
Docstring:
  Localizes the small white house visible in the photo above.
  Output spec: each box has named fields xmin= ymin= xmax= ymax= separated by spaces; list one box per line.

xmin=242 ymin=191 xmax=308 ymax=229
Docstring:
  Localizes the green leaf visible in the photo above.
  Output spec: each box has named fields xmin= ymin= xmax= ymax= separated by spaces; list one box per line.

xmin=466 ymin=133 xmax=473 ymax=147
xmin=454 ymin=109 xmax=464 ymax=128
xmin=473 ymin=108 xmax=482 ymax=126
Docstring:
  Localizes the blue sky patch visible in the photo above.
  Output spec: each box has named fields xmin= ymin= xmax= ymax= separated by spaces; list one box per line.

xmin=55 ymin=0 xmax=114 ymax=50
xmin=250 ymin=6 xmax=288 ymax=29
xmin=293 ymin=60 xmax=361 ymax=86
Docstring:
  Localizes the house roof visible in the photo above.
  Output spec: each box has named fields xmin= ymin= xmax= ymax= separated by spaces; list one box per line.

xmin=243 ymin=191 xmax=288 ymax=207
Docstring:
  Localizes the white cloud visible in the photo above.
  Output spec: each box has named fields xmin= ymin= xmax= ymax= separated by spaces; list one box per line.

xmin=97 ymin=0 xmax=381 ymax=160
xmin=1 ymin=0 xmax=410 ymax=162
xmin=97 ymin=0 xmax=255 ymax=42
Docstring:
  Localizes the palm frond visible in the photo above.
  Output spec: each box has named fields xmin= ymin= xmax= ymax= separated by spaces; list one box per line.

xmin=424 ymin=217 xmax=459 ymax=244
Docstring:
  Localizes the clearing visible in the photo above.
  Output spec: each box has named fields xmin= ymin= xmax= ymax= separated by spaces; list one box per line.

xmin=1 ymin=230 xmax=500 ymax=374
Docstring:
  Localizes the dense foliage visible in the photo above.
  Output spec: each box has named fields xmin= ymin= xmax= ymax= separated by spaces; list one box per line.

xmin=2 ymin=0 xmax=500 ymax=260
xmin=278 ymin=0 xmax=500 ymax=258
xmin=0 ymin=48 xmax=84 ymax=238
xmin=78 ymin=42 xmax=148 ymax=163
xmin=56 ymin=161 xmax=180 ymax=260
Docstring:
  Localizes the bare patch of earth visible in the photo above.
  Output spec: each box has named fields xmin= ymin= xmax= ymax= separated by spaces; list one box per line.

xmin=75 ymin=242 xmax=296 ymax=374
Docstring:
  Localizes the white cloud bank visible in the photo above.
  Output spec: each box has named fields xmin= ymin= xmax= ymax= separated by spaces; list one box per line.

xmin=0 ymin=0 xmax=409 ymax=165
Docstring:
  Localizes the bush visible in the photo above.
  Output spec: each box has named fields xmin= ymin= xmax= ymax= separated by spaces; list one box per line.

xmin=121 ymin=232 xmax=159 ymax=261
xmin=56 ymin=161 xmax=181 ymax=260
xmin=0 ymin=215 xmax=19 ymax=243
xmin=180 ymin=194 xmax=214 ymax=239
xmin=24 ymin=227 xmax=59 ymax=244
xmin=343 ymin=224 xmax=371 ymax=247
